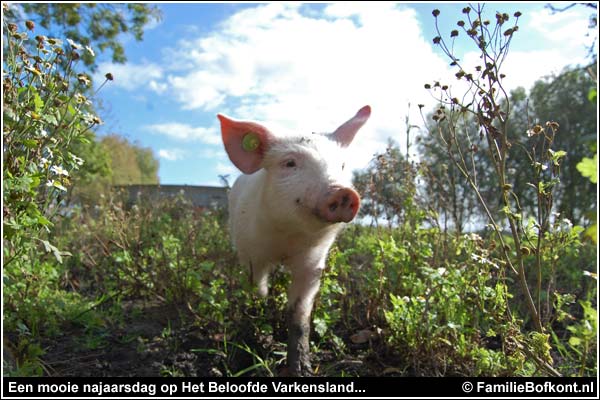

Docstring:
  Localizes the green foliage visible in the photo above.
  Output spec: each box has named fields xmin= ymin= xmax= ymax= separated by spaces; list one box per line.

xmin=353 ymin=141 xmax=425 ymax=229
xmin=99 ymin=135 xmax=160 ymax=185
xmin=422 ymin=5 xmax=597 ymax=376
xmin=4 ymin=3 xmax=162 ymax=68
xmin=519 ymin=67 xmax=597 ymax=224
xmin=576 ymin=155 xmax=597 ymax=184
xmin=2 ymin=17 xmax=106 ymax=266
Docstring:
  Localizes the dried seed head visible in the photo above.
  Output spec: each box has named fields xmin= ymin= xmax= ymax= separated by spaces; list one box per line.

xmin=105 ymin=72 xmax=114 ymax=81
xmin=526 ymin=124 xmax=543 ymax=137
xmin=26 ymin=20 xmax=35 ymax=31
xmin=457 ymin=20 xmax=465 ymax=27
xmin=450 ymin=30 xmax=459 ymax=38
xmin=514 ymin=11 xmax=522 ymax=18
xmin=462 ymin=7 xmax=471 ymax=14
xmin=433 ymin=36 xmax=441 ymax=44
xmin=432 ymin=9 xmax=440 ymax=17
xmin=8 ymin=23 xmax=17 ymax=33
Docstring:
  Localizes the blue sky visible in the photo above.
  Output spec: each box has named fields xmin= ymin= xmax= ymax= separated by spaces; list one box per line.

xmin=89 ymin=2 xmax=595 ymax=186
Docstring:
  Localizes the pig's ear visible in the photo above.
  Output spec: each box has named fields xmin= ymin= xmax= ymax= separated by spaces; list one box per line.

xmin=217 ymin=114 xmax=275 ymax=174
xmin=330 ymin=105 xmax=371 ymax=147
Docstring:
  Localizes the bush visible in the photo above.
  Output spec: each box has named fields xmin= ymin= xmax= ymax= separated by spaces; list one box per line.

xmin=2 ymin=17 xmax=110 ymax=374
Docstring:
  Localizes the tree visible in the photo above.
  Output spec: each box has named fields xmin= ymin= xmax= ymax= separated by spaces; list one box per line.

xmin=353 ymin=141 xmax=423 ymax=229
xmin=418 ymin=110 xmax=494 ymax=233
xmin=420 ymin=65 xmax=597 ymax=228
xmin=505 ymin=66 xmax=597 ymax=225
xmin=100 ymin=135 xmax=159 ymax=185
xmin=4 ymin=3 xmax=162 ymax=68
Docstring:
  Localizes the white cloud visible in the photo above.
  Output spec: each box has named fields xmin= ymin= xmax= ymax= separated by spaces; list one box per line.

xmin=106 ymin=3 xmax=593 ymax=174
xmin=145 ymin=123 xmax=221 ymax=144
xmin=499 ymin=49 xmax=586 ymax=90
xmin=158 ymin=148 xmax=186 ymax=161
xmin=199 ymin=148 xmax=227 ymax=159
xmin=159 ymin=3 xmax=449 ymax=170
xmin=528 ymin=7 xmax=595 ymax=53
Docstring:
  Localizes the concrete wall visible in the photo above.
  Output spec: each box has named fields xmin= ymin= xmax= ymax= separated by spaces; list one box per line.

xmin=115 ymin=185 xmax=228 ymax=209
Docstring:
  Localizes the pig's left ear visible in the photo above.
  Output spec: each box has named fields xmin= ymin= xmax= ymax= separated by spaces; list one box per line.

xmin=330 ymin=105 xmax=371 ymax=147
xmin=218 ymin=114 xmax=275 ymax=174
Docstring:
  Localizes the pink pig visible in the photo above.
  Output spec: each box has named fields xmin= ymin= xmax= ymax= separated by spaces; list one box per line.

xmin=218 ymin=105 xmax=370 ymax=376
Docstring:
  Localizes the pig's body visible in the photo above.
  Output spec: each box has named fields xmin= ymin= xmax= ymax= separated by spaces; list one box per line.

xmin=219 ymin=106 xmax=370 ymax=376
xmin=229 ymin=168 xmax=341 ymax=298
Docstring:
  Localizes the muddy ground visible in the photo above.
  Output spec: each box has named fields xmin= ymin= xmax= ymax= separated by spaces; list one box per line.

xmin=37 ymin=299 xmax=405 ymax=377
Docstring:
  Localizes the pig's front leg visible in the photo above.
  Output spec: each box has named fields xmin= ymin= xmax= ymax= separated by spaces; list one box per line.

xmin=286 ymin=265 xmax=323 ymax=376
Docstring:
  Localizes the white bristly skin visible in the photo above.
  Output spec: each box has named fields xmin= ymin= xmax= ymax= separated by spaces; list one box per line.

xmin=230 ymin=135 xmax=349 ymax=308
xmin=219 ymin=106 xmax=370 ymax=376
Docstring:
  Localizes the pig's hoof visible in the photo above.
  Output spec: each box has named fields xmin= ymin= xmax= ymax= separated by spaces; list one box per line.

xmin=285 ymin=359 xmax=314 ymax=377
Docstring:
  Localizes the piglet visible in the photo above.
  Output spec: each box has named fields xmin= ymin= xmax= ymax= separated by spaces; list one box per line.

xmin=218 ymin=105 xmax=370 ymax=376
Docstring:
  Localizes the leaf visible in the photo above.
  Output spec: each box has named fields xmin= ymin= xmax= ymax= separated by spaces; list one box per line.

xmin=52 ymin=181 xmax=68 ymax=191
xmin=548 ymin=149 xmax=567 ymax=165
xmin=584 ymin=223 xmax=597 ymax=245
xmin=33 ymin=91 xmax=44 ymax=112
xmin=40 ymin=239 xmax=68 ymax=263
xmin=568 ymin=336 xmax=582 ymax=347
xmin=588 ymin=87 xmax=597 ymax=103
xmin=37 ymin=215 xmax=52 ymax=226
xmin=4 ymin=106 xmax=17 ymax=122
xmin=313 ymin=317 xmax=327 ymax=337
xmin=41 ymin=239 xmax=55 ymax=253
xmin=23 ymin=139 xmax=39 ymax=149
xmin=43 ymin=112 xmax=58 ymax=126
xmin=576 ymin=155 xmax=597 ymax=184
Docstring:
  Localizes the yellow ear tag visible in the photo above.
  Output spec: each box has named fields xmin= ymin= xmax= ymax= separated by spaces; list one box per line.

xmin=242 ymin=132 xmax=260 ymax=152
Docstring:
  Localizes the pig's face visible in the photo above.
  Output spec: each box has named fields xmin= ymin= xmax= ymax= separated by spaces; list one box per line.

xmin=218 ymin=106 xmax=370 ymax=230
xmin=261 ymin=134 xmax=360 ymax=229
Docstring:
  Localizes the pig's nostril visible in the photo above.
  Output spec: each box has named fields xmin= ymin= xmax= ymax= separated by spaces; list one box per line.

xmin=341 ymin=195 xmax=349 ymax=207
xmin=329 ymin=202 xmax=338 ymax=212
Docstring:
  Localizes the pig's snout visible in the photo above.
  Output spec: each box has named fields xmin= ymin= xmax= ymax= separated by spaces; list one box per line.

xmin=317 ymin=187 xmax=360 ymax=223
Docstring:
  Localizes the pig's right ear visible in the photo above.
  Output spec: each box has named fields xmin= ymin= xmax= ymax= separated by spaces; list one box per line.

xmin=217 ymin=114 xmax=275 ymax=174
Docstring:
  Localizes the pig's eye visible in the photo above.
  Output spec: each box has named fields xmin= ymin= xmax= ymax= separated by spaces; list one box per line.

xmin=285 ymin=159 xmax=297 ymax=168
